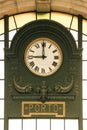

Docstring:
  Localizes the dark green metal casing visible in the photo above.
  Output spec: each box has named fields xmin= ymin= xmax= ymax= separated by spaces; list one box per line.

xmin=5 ymin=19 xmax=82 ymax=129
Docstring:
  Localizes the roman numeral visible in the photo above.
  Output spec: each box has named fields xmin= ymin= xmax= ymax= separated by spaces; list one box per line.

xmin=34 ymin=66 xmax=39 ymax=72
xmin=49 ymin=67 xmax=52 ymax=71
xmin=29 ymin=61 xmax=35 ymax=68
xmin=29 ymin=49 xmax=34 ymax=53
xmin=41 ymin=41 xmax=46 ymax=47
xmin=53 ymin=49 xmax=57 ymax=53
xmin=54 ymin=56 xmax=59 ymax=59
xmin=41 ymin=68 xmax=45 ymax=73
xmin=28 ymin=55 xmax=33 ymax=59
xmin=52 ymin=61 xmax=58 ymax=67
xmin=34 ymin=43 xmax=40 ymax=48
xmin=48 ymin=44 xmax=52 ymax=49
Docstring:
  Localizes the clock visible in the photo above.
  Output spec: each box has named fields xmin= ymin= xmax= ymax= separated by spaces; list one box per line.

xmin=24 ymin=38 xmax=63 ymax=76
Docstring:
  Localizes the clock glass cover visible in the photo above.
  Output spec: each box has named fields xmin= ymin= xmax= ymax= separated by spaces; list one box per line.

xmin=24 ymin=38 xmax=63 ymax=76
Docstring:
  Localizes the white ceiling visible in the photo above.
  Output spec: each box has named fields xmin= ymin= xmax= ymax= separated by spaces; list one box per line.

xmin=0 ymin=0 xmax=87 ymax=19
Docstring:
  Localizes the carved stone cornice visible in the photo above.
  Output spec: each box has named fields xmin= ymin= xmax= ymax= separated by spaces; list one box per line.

xmin=36 ymin=0 xmax=51 ymax=12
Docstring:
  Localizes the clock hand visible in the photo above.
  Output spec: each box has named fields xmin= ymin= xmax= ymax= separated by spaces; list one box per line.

xmin=41 ymin=41 xmax=46 ymax=59
xmin=28 ymin=55 xmax=47 ymax=59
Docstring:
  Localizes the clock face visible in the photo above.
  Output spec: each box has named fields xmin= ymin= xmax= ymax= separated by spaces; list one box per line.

xmin=24 ymin=38 xmax=63 ymax=77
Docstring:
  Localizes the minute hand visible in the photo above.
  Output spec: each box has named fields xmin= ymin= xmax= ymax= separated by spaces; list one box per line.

xmin=42 ymin=41 xmax=46 ymax=59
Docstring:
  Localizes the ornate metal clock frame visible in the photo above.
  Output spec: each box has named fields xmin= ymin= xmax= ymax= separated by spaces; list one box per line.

xmin=4 ymin=16 xmax=82 ymax=130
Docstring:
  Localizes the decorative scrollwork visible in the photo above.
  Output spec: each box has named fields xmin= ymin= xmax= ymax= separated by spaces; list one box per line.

xmin=54 ymin=76 xmax=73 ymax=93
xmin=13 ymin=78 xmax=32 ymax=93
xmin=13 ymin=76 xmax=73 ymax=102
xmin=13 ymin=77 xmax=73 ymax=94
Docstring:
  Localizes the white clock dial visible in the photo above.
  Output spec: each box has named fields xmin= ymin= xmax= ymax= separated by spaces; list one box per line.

xmin=24 ymin=38 xmax=63 ymax=77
